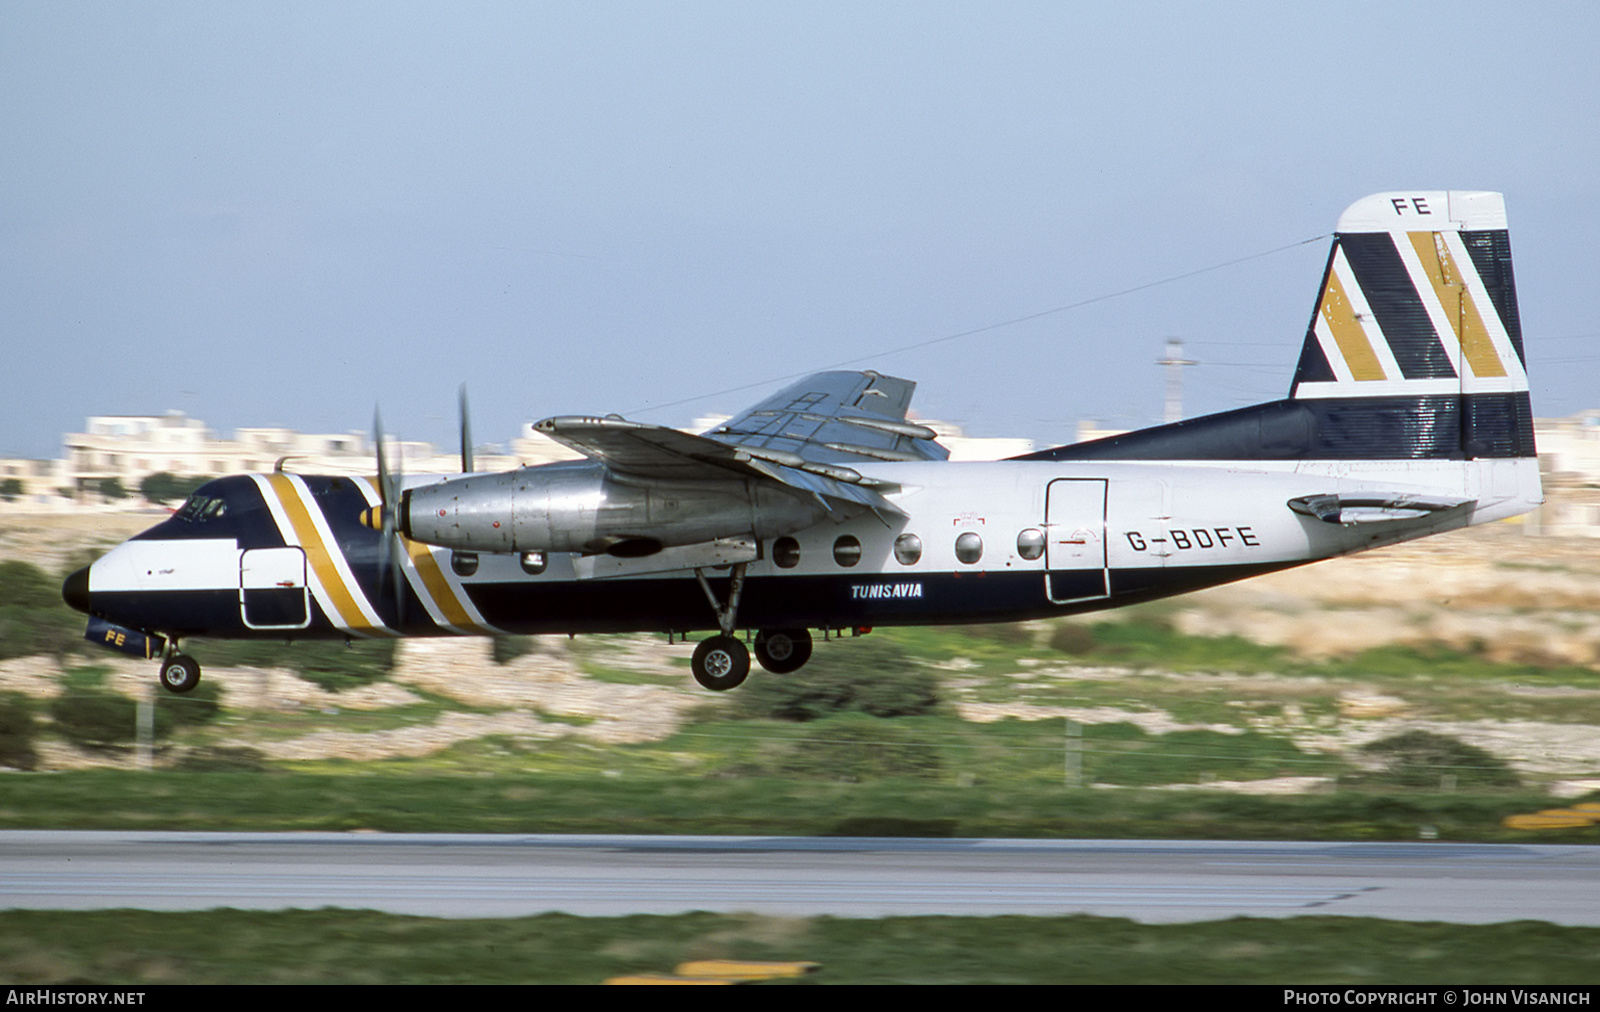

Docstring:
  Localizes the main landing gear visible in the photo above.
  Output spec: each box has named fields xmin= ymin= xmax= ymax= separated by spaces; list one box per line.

xmin=687 ymin=564 xmax=815 ymax=691
xmin=754 ymin=628 xmax=812 ymax=674
xmin=691 ymin=636 xmax=750 ymax=691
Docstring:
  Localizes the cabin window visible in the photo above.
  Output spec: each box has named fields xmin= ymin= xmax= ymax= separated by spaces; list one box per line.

xmin=955 ymin=532 xmax=983 ymax=565
xmin=893 ymin=533 xmax=922 ymax=566
xmin=1016 ymin=528 xmax=1045 ymax=561
xmin=832 ymin=535 xmax=862 ymax=568
xmin=773 ymin=537 xmax=801 ymax=569
xmin=450 ymin=551 xmax=479 ymax=577
xmin=519 ymin=551 xmax=547 ymax=576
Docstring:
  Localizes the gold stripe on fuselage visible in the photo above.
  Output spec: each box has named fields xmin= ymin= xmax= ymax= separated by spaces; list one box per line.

xmin=404 ymin=538 xmax=497 ymax=635
xmin=350 ymin=475 xmax=499 ymax=635
xmin=260 ymin=473 xmax=393 ymax=636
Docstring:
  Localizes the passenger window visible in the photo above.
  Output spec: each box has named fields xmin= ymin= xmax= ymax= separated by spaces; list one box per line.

xmin=773 ymin=537 xmax=801 ymax=569
xmin=1017 ymin=528 xmax=1045 ymax=561
xmin=955 ymin=532 xmax=983 ymax=565
xmin=832 ymin=535 xmax=862 ymax=568
xmin=893 ymin=533 xmax=922 ymax=566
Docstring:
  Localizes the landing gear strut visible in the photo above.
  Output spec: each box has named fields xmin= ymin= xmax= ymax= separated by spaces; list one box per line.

xmin=689 ymin=563 xmax=752 ymax=691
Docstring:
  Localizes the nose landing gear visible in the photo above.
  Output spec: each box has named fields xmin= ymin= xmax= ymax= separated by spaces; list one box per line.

xmin=159 ymin=652 xmax=202 ymax=694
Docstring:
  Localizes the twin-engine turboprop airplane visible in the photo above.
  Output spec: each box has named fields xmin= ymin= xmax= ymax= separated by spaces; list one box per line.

xmin=63 ymin=191 xmax=1541 ymax=694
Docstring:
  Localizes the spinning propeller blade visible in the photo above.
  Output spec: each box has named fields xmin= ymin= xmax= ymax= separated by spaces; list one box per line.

xmin=369 ymin=408 xmax=406 ymax=627
xmin=459 ymin=384 xmax=474 ymax=474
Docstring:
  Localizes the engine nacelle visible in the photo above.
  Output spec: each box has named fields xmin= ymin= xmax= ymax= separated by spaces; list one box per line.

xmin=400 ymin=460 xmax=831 ymax=556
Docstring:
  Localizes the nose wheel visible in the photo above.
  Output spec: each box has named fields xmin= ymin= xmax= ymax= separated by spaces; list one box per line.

xmin=159 ymin=653 xmax=201 ymax=694
xmin=691 ymin=636 xmax=750 ymax=691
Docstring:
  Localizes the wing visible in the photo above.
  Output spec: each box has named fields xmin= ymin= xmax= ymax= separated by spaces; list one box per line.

xmin=703 ymin=370 xmax=949 ymax=465
xmin=532 ymin=371 xmax=935 ymax=523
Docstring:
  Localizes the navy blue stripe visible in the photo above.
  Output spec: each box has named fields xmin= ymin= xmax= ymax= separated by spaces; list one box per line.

xmin=1291 ymin=243 xmax=1342 ymax=395
xmin=1016 ymin=393 xmax=1534 ymax=461
xmin=1339 ymin=233 xmax=1457 ymax=380
xmin=87 ymin=562 xmax=1300 ymax=645
xmin=1459 ymin=229 xmax=1526 ymax=367
xmin=130 ymin=475 xmax=287 ymax=548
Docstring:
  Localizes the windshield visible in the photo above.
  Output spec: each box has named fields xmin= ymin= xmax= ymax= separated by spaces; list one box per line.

xmin=175 ymin=494 xmax=228 ymax=522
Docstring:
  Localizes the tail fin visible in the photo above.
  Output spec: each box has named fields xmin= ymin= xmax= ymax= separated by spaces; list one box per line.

xmin=1288 ymin=190 xmax=1533 ymax=458
xmin=1023 ymin=190 xmax=1534 ymax=462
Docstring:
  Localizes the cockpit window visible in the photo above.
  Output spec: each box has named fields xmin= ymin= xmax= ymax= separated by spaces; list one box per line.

xmin=176 ymin=494 xmax=228 ymax=522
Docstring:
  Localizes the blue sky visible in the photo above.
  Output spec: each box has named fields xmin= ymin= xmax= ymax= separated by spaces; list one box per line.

xmin=5 ymin=1 xmax=1597 ymax=458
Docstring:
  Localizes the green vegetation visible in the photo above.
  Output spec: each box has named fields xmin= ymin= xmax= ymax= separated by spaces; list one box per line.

xmin=96 ymin=477 xmax=128 ymax=500
xmin=734 ymin=637 xmax=940 ymax=720
xmin=0 ymin=560 xmax=86 ymax=661
xmin=0 ymin=693 xmax=39 ymax=770
xmin=137 ymin=471 xmax=211 ymax=505
xmin=186 ymin=636 xmax=396 ymax=692
xmin=1356 ymin=731 xmax=1522 ymax=789
xmin=0 ymin=769 xmax=1578 ymax=841
xmin=1 ymin=909 xmax=1598 ymax=984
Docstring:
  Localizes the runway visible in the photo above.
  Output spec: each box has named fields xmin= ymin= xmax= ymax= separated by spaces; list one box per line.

xmin=3 ymin=832 xmax=1598 ymax=925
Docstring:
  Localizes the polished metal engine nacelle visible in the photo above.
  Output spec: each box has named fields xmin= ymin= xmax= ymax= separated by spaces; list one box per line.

xmin=399 ymin=460 xmax=831 ymax=556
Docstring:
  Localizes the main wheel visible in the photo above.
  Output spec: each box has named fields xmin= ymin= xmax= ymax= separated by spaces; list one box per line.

xmin=691 ymin=636 xmax=750 ymax=691
xmin=754 ymin=628 xmax=813 ymax=674
xmin=160 ymin=654 xmax=201 ymax=694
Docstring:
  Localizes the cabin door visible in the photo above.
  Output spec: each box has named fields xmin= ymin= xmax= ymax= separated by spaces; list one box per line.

xmin=1045 ymin=478 xmax=1109 ymax=605
xmin=240 ymin=547 xmax=310 ymax=629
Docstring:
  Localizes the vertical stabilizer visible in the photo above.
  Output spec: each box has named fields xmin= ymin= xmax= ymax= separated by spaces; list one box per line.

xmin=1021 ymin=190 xmax=1536 ymax=463
xmin=1288 ymin=191 xmax=1532 ymax=458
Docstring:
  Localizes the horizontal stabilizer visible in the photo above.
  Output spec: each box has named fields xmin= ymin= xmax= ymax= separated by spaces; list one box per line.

xmin=1287 ymin=492 xmax=1474 ymax=525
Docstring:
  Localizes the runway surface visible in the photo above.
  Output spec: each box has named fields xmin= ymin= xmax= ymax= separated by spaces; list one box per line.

xmin=3 ymin=832 xmax=1598 ymax=924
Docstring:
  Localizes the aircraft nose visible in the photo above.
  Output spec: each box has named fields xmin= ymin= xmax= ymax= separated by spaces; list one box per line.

xmin=62 ymin=566 xmax=91 ymax=615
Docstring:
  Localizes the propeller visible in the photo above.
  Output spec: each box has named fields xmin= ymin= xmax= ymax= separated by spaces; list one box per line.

xmin=459 ymin=384 xmax=473 ymax=474
xmin=360 ymin=408 xmax=407 ymax=627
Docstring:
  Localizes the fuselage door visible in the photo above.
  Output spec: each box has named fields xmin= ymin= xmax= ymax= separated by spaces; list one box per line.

xmin=1045 ymin=478 xmax=1109 ymax=604
xmin=240 ymin=547 xmax=310 ymax=629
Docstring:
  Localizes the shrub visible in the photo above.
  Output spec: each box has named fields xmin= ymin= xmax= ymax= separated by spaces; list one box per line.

xmin=190 ymin=638 xmax=395 ymax=692
xmin=735 ymin=638 xmax=939 ymax=721
xmin=171 ymin=746 xmax=268 ymax=772
xmin=0 ymin=694 xmax=40 ymax=770
xmin=138 ymin=472 xmax=211 ymax=505
xmin=1048 ymin=622 xmax=1097 ymax=655
xmin=1357 ymin=731 xmax=1521 ymax=789
xmin=744 ymin=718 xmax=943 ymax=781
xmin=492 ymin=636 xmax=539 ymax=665
xmin=49 ymin=692 xmax=172 ymax=748
xmin=162 ymin=679 xmax=223 ymax=727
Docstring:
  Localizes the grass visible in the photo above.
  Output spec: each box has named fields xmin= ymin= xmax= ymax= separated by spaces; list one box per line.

xmin=0 ymin=768 xmax=1575 ymax=841
xmin=2 ymin=909 xmax=1598 ymax=983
